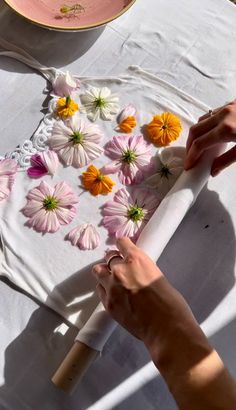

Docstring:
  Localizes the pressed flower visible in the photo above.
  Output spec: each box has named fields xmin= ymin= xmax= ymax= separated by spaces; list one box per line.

xmin=22 ymin=181 xmax=79 ymax=233
xmin=53 ymin=71 xmax=80 ymax=97
xmin=145 ymin=147 xmax=185 ymax=195
xmin=49 ymin=116 xmax=103 ymax=168
xmin=102 ymin=187 xmax=161 ymax=240
xmin=147 ymin=112 xmax=182 ymax=146
xmin=0 ymin=159 xmax=18 ymax=202
xmin=80 ymin=86 xmax=119 ymax=121
xmin=27 ymin=151 xmax=59 ymax=178
xmin=56 ymin=96 xmax=79 ymax=119
xmin=66 ymin=223 xmax=100 ymax=250
xmin=117 ymin=104 xmax=137 ymax=133
xmin=103 ymin=135 xmax=153 ymax=185
xmin=82 ymin=165 xmax=115 ymax=196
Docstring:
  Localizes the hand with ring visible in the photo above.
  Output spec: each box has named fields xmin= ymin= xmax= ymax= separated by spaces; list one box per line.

xmin=92 ymin=237 xmax=205 ymax=346
xmin=92 ymin=237 xmax=236 ymax=410
xmin=185 ymin=100 xmax=236 ymax=176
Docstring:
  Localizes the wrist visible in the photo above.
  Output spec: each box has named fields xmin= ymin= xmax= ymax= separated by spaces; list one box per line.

xmin=145 ymin=319 xmax=212 ymax=383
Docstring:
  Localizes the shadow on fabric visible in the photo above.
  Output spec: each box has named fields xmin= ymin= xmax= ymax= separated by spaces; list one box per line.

xmin=0 ymin=185 xmax=235 ymax=409
xmin=0 ymin=0 xmax=105 ymax=69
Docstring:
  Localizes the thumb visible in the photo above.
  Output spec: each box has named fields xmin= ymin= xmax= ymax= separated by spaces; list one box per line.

xmin=116 ymin=237 xmax=137 ymax=258
xmin=211 ymin=145 xmax=236 ymax=176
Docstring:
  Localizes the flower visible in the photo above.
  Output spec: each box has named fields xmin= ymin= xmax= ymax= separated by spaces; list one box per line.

xmin=66 ymin=223 xmax=100 ymax=250
xmin=49 ymin=116 xmax=104 ymax=168
xmin=82 ymin=165 xmax=115 ymax=196
xmin=53 ymin=71 xmax=80 ymax=97
xmin=0 ymin=159 xmax=18 ymax=201
xmin=22 ymin=181 xmax=79 ymax=233
xmin=27 ymin=151 xmax=59 ymax=178
xmin=117 ymin=104 xmax=137 ymax=133
xmin=145 ymin=147 xmax=185 ymax=195
xmin=80 ymin=86 xmax=119 ymax=121
xmin=147 ymin=112 xmax=182 ymax=146
xmin=102 ymin=187 xmax=161 ymax=240
xmin=56 ymin=96 xmax=79 ymax=119
xmin=103 ymin=135 xmax=153 ymax=185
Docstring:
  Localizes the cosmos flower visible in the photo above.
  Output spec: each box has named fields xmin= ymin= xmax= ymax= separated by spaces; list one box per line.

xmin=0 ymin=158 xmax=18 ymax=201
xmin=52 ymin=71 xmax=80 ymax=97
xmin=103 ymin=135 xmax=153 ymax=185
xmin=82 ymin=164 xmax=115 ymax=196
xmin=80 ymin=86 xmax=119 ymax=121
xmin=49 ymin=116 xmax=103 ymax=168
xmin=145 ymin=147 xmax=185 ymax=195
xmin=102 ymin=187 xmax=161 ymax=240
xmin=117 ymin=104 xmax=137 ymax=133
xmin=66 ymin=223 xmax=100 ymax=250
xmin=27 ymin=151 xmax=59 ymax=178
xmin=56 ymin=96 xmax=79 ymax=119
xmin=147 ymin=112 xmax=182 ymax=146
xmin=22 ymin=181 xmax=78 ymax=233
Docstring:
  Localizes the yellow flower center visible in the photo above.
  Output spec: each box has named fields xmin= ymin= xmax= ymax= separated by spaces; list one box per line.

xmin=122 ymin=150 xmax=136 ymax=164
xmin=70 ymin=132 xmax=84 ymax=145
xmin=43 ymin=196 xmax=59 ymax=211
xmin=128 ymin=206 xmax=144 ymax=222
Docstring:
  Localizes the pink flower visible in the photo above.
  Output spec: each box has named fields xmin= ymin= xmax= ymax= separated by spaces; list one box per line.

xmin=52 ymin=71 xmax=80 ymax=97
xmin=49 ymin=116 xmax=103 ymax=168
xmin=66 ymin=223 xmax=100 ymax=250
xmin=102 ymin=187 xmax=161 ymax=240
xmin=103 ymin=135 xmax=153 ymax=185
xmin=27 ymin=151 xmax=59 ymax=178
xmin=22 ymin=181 xmax=79 ymax=233
xmin=0 ymin=159 xmax=18 ymax=201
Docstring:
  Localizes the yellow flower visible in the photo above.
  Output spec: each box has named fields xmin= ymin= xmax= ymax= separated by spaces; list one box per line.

xmin=147 ymin=112 xmax=182 ymax=146
xmin=56 ymin=96 xmax=79 ymax=119
xmin=119 ymin=116 xmax=137 ymax=133
xmin=82 ymin=165 xmax=115 ymax=196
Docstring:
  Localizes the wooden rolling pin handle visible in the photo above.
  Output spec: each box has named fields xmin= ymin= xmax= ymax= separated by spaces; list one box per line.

xmin=51 ymin=341 xmax=98 ymax=393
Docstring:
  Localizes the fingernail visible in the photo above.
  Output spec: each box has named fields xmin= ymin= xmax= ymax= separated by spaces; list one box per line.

xmin=211 ymin=168 xmax=220 ymax=177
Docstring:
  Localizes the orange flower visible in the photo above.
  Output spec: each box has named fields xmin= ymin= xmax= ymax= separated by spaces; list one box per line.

xmin=56 ymin=96 xmax=79 ymax=119
xmin=147 ymin=112 xmax=182 ymax=146
xmin=119 ymin=116 xmax=137 ymax=133
xmin=82 ymin=165 xmax=115 ymax=196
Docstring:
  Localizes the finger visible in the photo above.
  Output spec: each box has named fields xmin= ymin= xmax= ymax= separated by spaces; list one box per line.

xmin=186 ymin=114 xmax=220 ymax=153
xmin=185 ymin=127 xmax=220 ymax=170
xmin=211 ymin=145 xmax=236 ymax=176
xmin=92 ymin=263 xmax=110 ymax=278
xmin=197 ymin=101 xmax=236 ymax=122
xmin=116 ymin=237 xmax=137 ymax=258
xmin=96 ymin=284 xmax=107 ymax=308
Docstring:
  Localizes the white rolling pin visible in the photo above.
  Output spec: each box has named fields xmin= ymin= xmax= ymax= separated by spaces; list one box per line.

xmin=52 ymin=144 xmax=225 ymax=393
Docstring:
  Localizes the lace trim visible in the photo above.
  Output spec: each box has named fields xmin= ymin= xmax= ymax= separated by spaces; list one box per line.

xmin=1 ymin=98 xmax=57 ymax=168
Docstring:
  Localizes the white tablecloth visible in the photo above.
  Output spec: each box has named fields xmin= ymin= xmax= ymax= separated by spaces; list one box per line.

xmin=0 ymin=0 xmax=236 ymax=409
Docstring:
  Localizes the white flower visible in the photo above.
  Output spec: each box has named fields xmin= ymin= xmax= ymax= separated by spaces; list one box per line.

xmin=80 ymin=86 xmax=119 ymax=121
xmin=66 ymin=223 xmax=100 ymax=250
xmin=48 ymin=115 xmax=104 ymax=168
xmin=145 ymin=147 xmax=185 ymax=195
xmin=53 ymin=71 xmax=80 ymax=97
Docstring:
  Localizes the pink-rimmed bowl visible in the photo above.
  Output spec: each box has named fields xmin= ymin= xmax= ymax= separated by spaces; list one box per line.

xmin=3 ymin=0 xmax=136 ymax=32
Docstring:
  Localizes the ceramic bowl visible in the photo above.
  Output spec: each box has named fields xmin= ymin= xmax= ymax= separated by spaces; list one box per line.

xmin=3 ymin=0 xmax=136 ymax=31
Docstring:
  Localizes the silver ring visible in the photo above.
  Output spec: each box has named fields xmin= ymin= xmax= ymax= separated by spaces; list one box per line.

xmin=208 ymin=109 xmax=213 ymax=116
xmin=106 ymin=251 xmax=124 ymax=272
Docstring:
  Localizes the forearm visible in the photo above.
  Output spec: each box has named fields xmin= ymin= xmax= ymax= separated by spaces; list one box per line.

xmin=146 ymin=317 xmax=236 ymax=409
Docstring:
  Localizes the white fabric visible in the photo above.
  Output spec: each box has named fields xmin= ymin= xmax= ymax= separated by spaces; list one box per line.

xmin=0 ymin=0 xmax=236 ymax=409
xmin=0 ymin=64 xmax=209 ymax=341
xmin=77 ymin=141 xmax=225 ymax=351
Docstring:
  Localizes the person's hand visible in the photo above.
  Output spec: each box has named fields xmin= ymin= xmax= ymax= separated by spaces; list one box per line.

xmin=185 ymin=101 xmax=236 ymax=176
xmin=92 ymin=237 xmax=205 ymax=351
xmin=93 ymin=238 xmax=236 ymax=410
